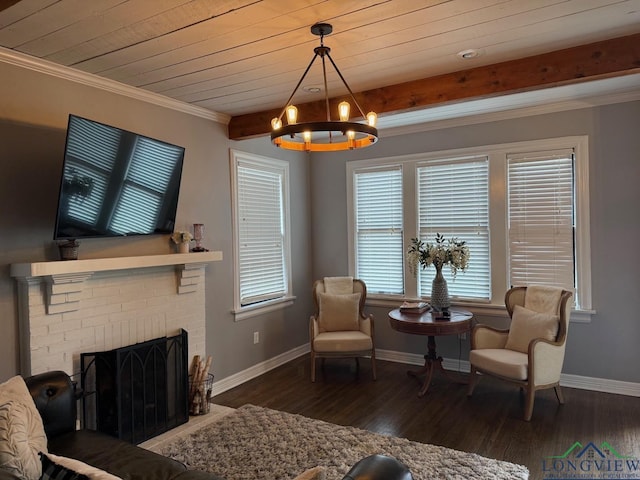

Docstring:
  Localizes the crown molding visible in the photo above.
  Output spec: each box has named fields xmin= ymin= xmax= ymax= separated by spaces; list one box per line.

xmin=0 ymin=46 xmax=230 ymax=125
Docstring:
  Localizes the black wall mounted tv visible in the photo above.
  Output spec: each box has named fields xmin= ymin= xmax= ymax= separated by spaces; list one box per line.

xmin=54 ymin=115 xmax=185 ymax=240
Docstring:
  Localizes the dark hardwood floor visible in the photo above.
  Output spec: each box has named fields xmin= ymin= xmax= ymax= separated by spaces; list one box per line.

xmin=211 ymin=355 xmax=640 ymax=479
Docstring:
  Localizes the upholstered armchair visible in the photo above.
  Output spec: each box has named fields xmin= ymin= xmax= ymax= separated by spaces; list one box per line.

xmin=467 ymin=285 xmax=573 ymax=421
xmin=309 ymin=277 xmax=376 ymax=382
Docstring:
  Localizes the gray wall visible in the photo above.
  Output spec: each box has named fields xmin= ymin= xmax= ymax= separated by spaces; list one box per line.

xmin=0 ymin=60 xmax=313 ymax=381
xmin=310 ymin=102 xmax=640 ymax=384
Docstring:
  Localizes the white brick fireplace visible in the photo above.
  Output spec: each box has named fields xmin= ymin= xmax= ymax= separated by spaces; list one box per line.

xmin=10 ymin=252 xmax=221 ymax=376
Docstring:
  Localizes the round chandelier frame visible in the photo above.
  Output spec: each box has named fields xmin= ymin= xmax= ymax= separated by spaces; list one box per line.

xmin=270 ymin=23 xmax=379 ymax=152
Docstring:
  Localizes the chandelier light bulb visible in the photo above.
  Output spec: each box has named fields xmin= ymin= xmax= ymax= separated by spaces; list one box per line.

xmin=338 ymin=101 xmax=350 ymax=121
xmin=271 ymin=117 xmax=282 ymax=130
xmin=347 ymin=130 xmax=356 ymax=149
xmin=367 ymin=111 xmax=378 ymax=127
xmin=303 ymin=131 xmax=312 ymax=142
xmin=286 ymin=105 xmax=298 ymax=125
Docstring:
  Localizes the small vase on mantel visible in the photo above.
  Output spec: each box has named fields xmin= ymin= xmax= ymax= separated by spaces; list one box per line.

xmin=431 ymin=264 xmax=451 ymax=312
xmin=178 ymin=242 xmax=190 ymax=253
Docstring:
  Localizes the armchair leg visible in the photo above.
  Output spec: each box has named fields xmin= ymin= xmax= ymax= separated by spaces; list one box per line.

xmin=310 ymin=352 xmax=316 ymax=382
xmin=554 ymin=385 xmax=565 ymax=405
xmin=371 ymin=354 xmax=377 ymax=381
xmin=524 ymin=387 xmax=535 ymax=421
xmin=467 ymin=367 xmax=479 ymax=396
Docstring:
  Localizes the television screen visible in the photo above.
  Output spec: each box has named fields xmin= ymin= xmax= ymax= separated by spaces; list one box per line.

xmin=54 ymin=115 xmax=185 ymax=240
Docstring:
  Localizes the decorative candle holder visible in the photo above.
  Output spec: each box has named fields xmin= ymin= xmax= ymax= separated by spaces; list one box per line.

xmin=192 ymin=223 xmax=208 ymax=252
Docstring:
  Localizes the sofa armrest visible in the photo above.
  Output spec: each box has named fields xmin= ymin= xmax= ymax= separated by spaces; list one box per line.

xmin=24 ymin=370 xmax=77 ymax=439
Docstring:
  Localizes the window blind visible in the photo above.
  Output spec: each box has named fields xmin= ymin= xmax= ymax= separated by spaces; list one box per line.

xmin=354 ymin=167 xmax=404 ymax=294
xmin=417 ymin=157 xmax=490 ymax=300
xmin=507 ymin=149 xmax=575 ymax=290
xmin=237 ymin=163 xmax=287 ymax=305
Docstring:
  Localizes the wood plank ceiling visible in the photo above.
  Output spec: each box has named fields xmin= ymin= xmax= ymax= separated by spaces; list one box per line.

xmin=1 ymin=0 xmax=639 ymax=139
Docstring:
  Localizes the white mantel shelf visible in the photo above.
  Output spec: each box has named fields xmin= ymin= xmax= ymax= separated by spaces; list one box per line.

xmin=11 ymin=251 xmax=223 ymax=314
xmin=11 ymin=251 xmax=222 ymax=278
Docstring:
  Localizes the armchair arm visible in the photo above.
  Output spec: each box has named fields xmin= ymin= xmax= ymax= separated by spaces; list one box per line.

xmin=359 ymin=313 xmax=374 ymax=338
xmin=471 ymin=324 xmax=509 ymax=350
xmin=310 ymin=315 xmax=319 ymax=340
xmin=530 ymin=339 xmax=566 ymax=386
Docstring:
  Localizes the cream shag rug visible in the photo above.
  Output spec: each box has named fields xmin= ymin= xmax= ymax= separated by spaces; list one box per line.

xmin=157 ymin=404 xmax=529 ymax=480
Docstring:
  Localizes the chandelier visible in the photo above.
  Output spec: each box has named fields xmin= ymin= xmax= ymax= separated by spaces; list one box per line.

xmin=270 ymin=23 xmax=378 ymax=152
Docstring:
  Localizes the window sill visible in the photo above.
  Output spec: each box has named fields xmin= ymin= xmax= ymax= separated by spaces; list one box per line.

xmin=232 ymin=295 xmax=296 ymax=321
xmin=366 ymin=296 xmax=594 ymax=323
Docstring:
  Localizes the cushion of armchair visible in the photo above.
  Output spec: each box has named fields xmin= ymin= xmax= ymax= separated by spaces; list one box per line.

xmin=317 ymin=293 xmax=361 ymax=332
xmin=469 ymin=349 xmax=528 ymax=380
xmin=313 ymin=331 xmax=373 ymax=353
xmin=504 ymin=305 xmax=558 ymax=353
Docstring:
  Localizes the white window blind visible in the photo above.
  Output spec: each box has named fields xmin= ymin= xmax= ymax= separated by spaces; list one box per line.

xmin=236 ymin=162 xmax=287 ymax=306
xmin=354 ymin=167 xmax=404 ymax=294
xmin=417 ymin=157 xmax=490 ymax=300
xmin=508 ymin=149 xmax=575 ymax=290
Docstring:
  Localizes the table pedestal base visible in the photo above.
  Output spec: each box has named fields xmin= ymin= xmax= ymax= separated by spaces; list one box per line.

xmin=407 ymin=335 xmax=467 ymax=397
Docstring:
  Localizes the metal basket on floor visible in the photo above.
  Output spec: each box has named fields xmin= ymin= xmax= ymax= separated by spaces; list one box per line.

xmin=188 ymin=373 xmax=214 ymax=415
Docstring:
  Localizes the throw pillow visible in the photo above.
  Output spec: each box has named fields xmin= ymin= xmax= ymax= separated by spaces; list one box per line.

xmin=40 ymin=453 xmax=122 ymax=480
xmin=40 ymin=453 xmax=90 ymax=480
xmin=0 ymin=376 xmax=47 ymax=480
xmin=292 ymin=466 xmax=326 ymax=480
xmin=317 ymin=293 xmax=361 ymax=333
xmin=505 ymin=305 xmax=559 ymax=354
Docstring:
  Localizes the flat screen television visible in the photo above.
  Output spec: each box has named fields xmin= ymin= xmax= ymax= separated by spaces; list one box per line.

xmin=54 ymin=115 xmax=185 ymax=240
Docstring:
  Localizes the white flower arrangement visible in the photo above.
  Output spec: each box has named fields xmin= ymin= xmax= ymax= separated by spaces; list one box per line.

xmin=407 ymin=233 xmax=470 ymax=278
xmin=171 ymin=231 xmax=193 ymax=244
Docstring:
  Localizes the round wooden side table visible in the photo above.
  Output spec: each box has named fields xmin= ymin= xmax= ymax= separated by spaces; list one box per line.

xmin=388 ymin=308 xmax=473 ymax=397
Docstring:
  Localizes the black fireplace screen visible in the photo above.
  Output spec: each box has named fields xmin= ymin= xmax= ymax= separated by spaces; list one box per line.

xmin=81 ymin=329 xmax=189 ymax=444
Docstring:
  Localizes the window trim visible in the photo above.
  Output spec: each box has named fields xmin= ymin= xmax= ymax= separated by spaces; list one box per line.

xmin=230 ymin=149 xmax=294 ymax=321
xmin=347 ymin=136 xmax=592 ymax=318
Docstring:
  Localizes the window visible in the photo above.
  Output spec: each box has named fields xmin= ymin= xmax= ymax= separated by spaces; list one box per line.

xmin=353 ymin=167 xmax=404 ymax=295
xmin=507 ymin=150 xmax=575 ymax=290
xmin=230 ymin=150 xmax=293 ymax=319
xmin=416 ymin=157 xmax=490 ymax=300
xmin=347 ymin=137 xmax=592 ymax=314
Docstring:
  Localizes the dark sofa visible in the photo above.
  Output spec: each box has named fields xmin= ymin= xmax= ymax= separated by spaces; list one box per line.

xmin=2 ymin=370 xmax=221 ymax=480
xmin=1 ymin=370 xmax=411 ymax=480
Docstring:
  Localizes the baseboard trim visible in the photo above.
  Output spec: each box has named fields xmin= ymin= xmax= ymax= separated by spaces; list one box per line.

xmin=375 ymin=349 xmax=640 ymax=397
xmin=210 ymin=344 xmax=640 ymax=398
xmin=210 ymin=344 xmax=309 ymax=396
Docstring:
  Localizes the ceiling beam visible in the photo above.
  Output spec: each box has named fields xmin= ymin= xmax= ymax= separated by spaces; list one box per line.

xmin=0 ymin=1 xmax=20 ymax=12
xmin=228 ymin=33 xmax=640 ymax=140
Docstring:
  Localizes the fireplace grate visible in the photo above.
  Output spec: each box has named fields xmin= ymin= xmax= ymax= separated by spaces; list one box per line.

xmin=80 ymin=329 xmax=189 ymax=444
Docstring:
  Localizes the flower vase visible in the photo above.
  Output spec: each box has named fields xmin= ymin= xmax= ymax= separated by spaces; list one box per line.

xmin=178 ymin=241 xmax=190 ymax=253
xmin=431 ymin=264 xmax=450 ymax=312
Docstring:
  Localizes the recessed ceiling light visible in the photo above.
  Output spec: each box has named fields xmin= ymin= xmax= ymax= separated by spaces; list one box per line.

xmin=457 ymin=49 xmax=480 ymax=60
xmin=303 ymin=85 xmax=322 ymax=93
